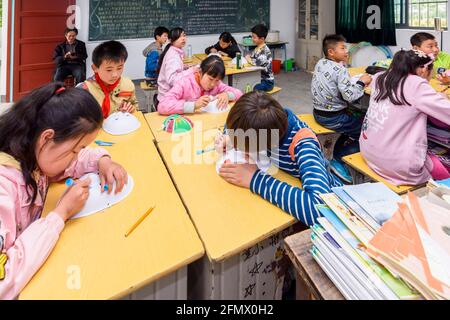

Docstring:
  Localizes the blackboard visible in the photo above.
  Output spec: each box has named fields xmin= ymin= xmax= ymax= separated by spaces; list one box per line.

xmin=89 ymin=0 xmax=270 ymax=41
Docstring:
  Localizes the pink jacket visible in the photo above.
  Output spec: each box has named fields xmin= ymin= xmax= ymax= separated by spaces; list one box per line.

xmin=360 ymin=74 xmax=450 ymax=186
xmin=0 ymin=147 xmax=109 ymax=299
xmin=157 ymin=46 xmax=191 ymax=101
xmin=158 ymin=68 xmax=243 ymax=115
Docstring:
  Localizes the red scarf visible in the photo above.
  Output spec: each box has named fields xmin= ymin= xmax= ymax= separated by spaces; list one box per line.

xmin=94 ymin=73 xmax=121 ymax=118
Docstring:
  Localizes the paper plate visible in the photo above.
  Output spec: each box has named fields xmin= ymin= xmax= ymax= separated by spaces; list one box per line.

xmin=201 ymin=99 xmax=231 ymax=114
xmin=216 ymin=149 xmax=271 ymax=174
xmin=103 ymin=112 xmax=141 ymax=136
xmin=162 ymin=114 xmax=194 ymax=134
xmin=70 ymin=173 xmax=134 ymax=220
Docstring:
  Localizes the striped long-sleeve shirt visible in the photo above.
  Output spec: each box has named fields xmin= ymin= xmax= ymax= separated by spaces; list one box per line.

xmin=250 ymin=109 xmax=343 ymax=226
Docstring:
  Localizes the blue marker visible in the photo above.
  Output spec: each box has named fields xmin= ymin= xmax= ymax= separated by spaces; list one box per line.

xmin=65 ymin=178 xmax=75 ymax=187
xmin=196 ymin=147 xmax=215 ymax=155
xmin=103 ymin=184 xmax=109 ymax=191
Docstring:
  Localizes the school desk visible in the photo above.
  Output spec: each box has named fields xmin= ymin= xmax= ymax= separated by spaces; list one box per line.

xmin=157 ymin=128 xmax=301 ymax=299
xmin=184 ymin=54 xmax=263 ymax=93
xmin=144 ymin=106 xmax=234 ymax=143
xmin=20 ymin=112 xmax=204 ymax=300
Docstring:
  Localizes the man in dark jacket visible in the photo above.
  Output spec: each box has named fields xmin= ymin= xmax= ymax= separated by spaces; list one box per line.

xmin=53 ymin=27 xmax=88 ymax=84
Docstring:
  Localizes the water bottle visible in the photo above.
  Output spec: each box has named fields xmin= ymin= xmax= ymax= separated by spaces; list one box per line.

xmin=236 ymin=52 xmax=242 ymax=69
xmin=187 ymin=45 xmax=192 ymax=59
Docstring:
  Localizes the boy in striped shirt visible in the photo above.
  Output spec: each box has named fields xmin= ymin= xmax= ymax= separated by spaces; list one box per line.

xmin=217 ymin=91 xmax=342 ymax=227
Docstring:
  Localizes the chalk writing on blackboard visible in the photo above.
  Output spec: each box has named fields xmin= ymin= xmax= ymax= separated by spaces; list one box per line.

xmin=89 ymin=0 xmax=270 ymax=41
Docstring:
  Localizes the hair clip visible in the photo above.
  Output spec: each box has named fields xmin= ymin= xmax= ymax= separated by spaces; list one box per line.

xmin=412 ymin=49 xmax=428 ymax=59
xmin=55 ymin=87 xmax=66 ymax=94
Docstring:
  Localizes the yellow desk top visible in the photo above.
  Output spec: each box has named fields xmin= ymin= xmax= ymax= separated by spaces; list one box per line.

xmin=158 ymin=128 xmax=297 ymax=262
xmin=144 ymin=108 xmax=233 ymax=143
xmin=20 ymin=112 xmax=204 ymax=300
xmin=184 ymin=56 xmax=261 ymax=76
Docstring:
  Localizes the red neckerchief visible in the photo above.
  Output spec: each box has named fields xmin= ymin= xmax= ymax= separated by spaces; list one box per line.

xmin=94 ymin=73 xmax=121 ymax=118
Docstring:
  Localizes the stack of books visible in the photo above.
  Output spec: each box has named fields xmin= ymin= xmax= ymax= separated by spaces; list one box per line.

xmin=310 ymin=182 xmax=450 ymax=300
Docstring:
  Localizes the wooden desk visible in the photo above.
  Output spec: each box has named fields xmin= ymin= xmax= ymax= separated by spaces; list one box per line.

xmin=144 ymin=109 xmax=230 ymax=143
xmin=157 ymin=128 xmax=299 ymax=299
xmin=284 ymin=230 xmax=344 ymax=300
xmin=20 ymin=112 xmax=204 ymax=300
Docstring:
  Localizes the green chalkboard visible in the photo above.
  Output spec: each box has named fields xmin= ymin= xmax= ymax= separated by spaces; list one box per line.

xmin=89 ymin=0 xmax=270 ymax=41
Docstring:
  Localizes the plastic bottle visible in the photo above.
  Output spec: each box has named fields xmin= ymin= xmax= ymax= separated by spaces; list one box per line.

xmin=187 ymin=45 xmax=192 ymax=59
xmin=236 ymin=52 xmax=242 ymax=69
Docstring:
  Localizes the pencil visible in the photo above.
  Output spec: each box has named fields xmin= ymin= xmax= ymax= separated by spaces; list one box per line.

xmin=125 ymin=206 xmax=155 ymax=237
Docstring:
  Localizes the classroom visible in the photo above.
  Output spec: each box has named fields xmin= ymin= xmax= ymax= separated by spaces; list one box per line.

xmin=0 ymin=0 xmax=449 ymax=304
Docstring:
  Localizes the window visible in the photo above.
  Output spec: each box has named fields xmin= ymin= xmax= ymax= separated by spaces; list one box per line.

xmin=395 ymin=0 xmax=448 ymax=29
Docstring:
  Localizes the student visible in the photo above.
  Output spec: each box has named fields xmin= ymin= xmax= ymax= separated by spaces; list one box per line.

xmin=411 ymin=32 xmax=450 ymax=84
xmin=311 ymin=34 xmax=372 ymax=183
xmin=216 ymin=91 xmax=342 ymax=227
xmin=205 ymin=32 xmax=241 ymax=59
xmin=158 ymin=55 xmax=243 ymax=115
xmin=142 ymin=26 xmax=169 ymax=80
xmin=245 ymin=24 xmax=275 ymax=92
xmin=0 ymin=83 xmax=128 ymax=299
xmin=156 ymin=27 xmax=190 ymax=107
xmin=78 ymin=40 xmax=138 ymax=118
xmin=360 ymin=50 xmax=450 ymax=186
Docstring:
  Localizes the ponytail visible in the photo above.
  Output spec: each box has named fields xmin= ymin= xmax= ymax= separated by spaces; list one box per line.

xmin=0 ymin=82 xmax=103 ymax=211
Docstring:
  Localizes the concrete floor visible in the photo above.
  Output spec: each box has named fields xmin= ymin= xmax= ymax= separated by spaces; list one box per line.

xmin=134 ymin=69 xmax=314 ymax=114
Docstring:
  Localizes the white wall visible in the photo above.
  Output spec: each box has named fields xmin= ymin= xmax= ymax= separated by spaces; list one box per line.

xmin=76 ymin=0 xmax=296 ymax=80
xmin=1 ymin=0 xmax=9 ymax=97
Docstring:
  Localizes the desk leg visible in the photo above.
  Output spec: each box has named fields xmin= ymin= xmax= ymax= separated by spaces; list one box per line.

xmin=296 ymin=273 xmax=312 ymax=300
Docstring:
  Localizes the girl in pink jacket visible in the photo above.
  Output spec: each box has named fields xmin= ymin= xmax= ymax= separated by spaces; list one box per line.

xmin=360 ymin=50 xmax=450 ymax=186
xmin=158 ymin=55 xmax=243 ymax=115
xmin=0 ymin=83 xmax=128 ymax=299
xmin=156 ymin=27 xmax=191 ymax=105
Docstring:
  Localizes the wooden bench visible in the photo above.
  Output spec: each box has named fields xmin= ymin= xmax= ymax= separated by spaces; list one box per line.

xmin=267 ymin=86 xmax=282 ymax=99
xmin=140 ymin=81 xmax=158 ymax=113
xmin=297 ymin=114 xmax=341 ymax=161
xmin=342 ymin=153 xmax=422 ymax=195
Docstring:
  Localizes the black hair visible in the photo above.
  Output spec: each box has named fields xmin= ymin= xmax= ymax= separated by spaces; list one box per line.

xmin=226 ymin=91 xmax=288 ymax=152
xmin=322 ymin=34 xmax=346 ymax=57
xmin=411 ymin=32 xmax=436 ymax=47
xmin=200 ymin=55 xmax=226 ymax=80
xmin=374 ymin=50 xmax=434 ymax=106
xmin=65 ymin=27 xmax=78 ymax=35
xmin=154 ymin=26 xmax=170 ymax=40
xmin=157 ymin=27 xmax=185 ymax=75
xmin=219 ymin=32 xmax=237 ymax=46
xmin=92 ymin=40 xmax=128 ymax=68
xmin=0 ymin=82 xmax=103 ymax=212
xmin=251 ymin=24 xmax=269 ymax=39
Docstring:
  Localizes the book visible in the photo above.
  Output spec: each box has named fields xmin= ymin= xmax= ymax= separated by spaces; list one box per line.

xmin=316 ymin=205 xmax=420 ymax=300
xmin=342 ymin=183 xmax=402 ymax=225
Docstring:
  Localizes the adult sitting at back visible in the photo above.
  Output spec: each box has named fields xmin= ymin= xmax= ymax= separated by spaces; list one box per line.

xmin=53 ymin=27 xmax=87 ymax=85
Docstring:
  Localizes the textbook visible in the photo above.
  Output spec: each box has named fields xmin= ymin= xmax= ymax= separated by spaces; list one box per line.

xmin=366 ymin=193 xmax=450 ymax=300
xmin=342 ymin=183 xmax=402 ymax=225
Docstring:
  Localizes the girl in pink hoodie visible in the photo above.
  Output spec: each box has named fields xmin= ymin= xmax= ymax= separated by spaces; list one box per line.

xmin=158 ymin=55 xmax=243 ymax=115
xmin=0 ymin=83 xmax=128 ymax=299
xmin=360 ymin=50 xmax=450 ymax=186
xmin=156 ymin=27 xmax=191 ymax=106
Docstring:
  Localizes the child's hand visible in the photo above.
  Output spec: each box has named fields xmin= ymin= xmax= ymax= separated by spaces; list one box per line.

xmin=215 ymin=93 xmax=229 ymax=110
xmin=219 ymin=51 xmax=228 ymax=57
xmin=245 ymin=55 xmax=252 ymax=64
xmin=359 ymin=74 xmax=372 ymax=86
xmin=210 ymin=48 xmax=218 ymax=53
xmin=219 ymin=163 xmax=258 ymax=189
xmin=98 ymin=156 xmax=128 ymax=195
xmin=437 ymin=73 xmax=450 ymax=85
xmin=214 ymin=133 xmax=231 ymax=154
xmin=194 ymin=96 xmax=211 ymax=111
xmin=64 ymin=52 xmax=72 ymax=59
xmin=119 ymin=101 xmax=135 ymax=113
xmin=54 ymin=178 xmax=91 ymax=222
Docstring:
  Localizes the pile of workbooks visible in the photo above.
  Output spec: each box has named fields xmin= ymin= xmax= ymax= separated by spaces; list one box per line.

xmin=311 ymin=181 xmax=450 ymax=300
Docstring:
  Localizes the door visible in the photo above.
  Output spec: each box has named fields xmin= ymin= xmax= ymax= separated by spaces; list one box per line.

xmin=8 ymin=0 xmax=76 ymax=101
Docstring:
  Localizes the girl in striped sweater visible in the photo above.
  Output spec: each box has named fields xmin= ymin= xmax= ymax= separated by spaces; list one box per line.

xmin=217 ymin=91 xmax=342 ymax=227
